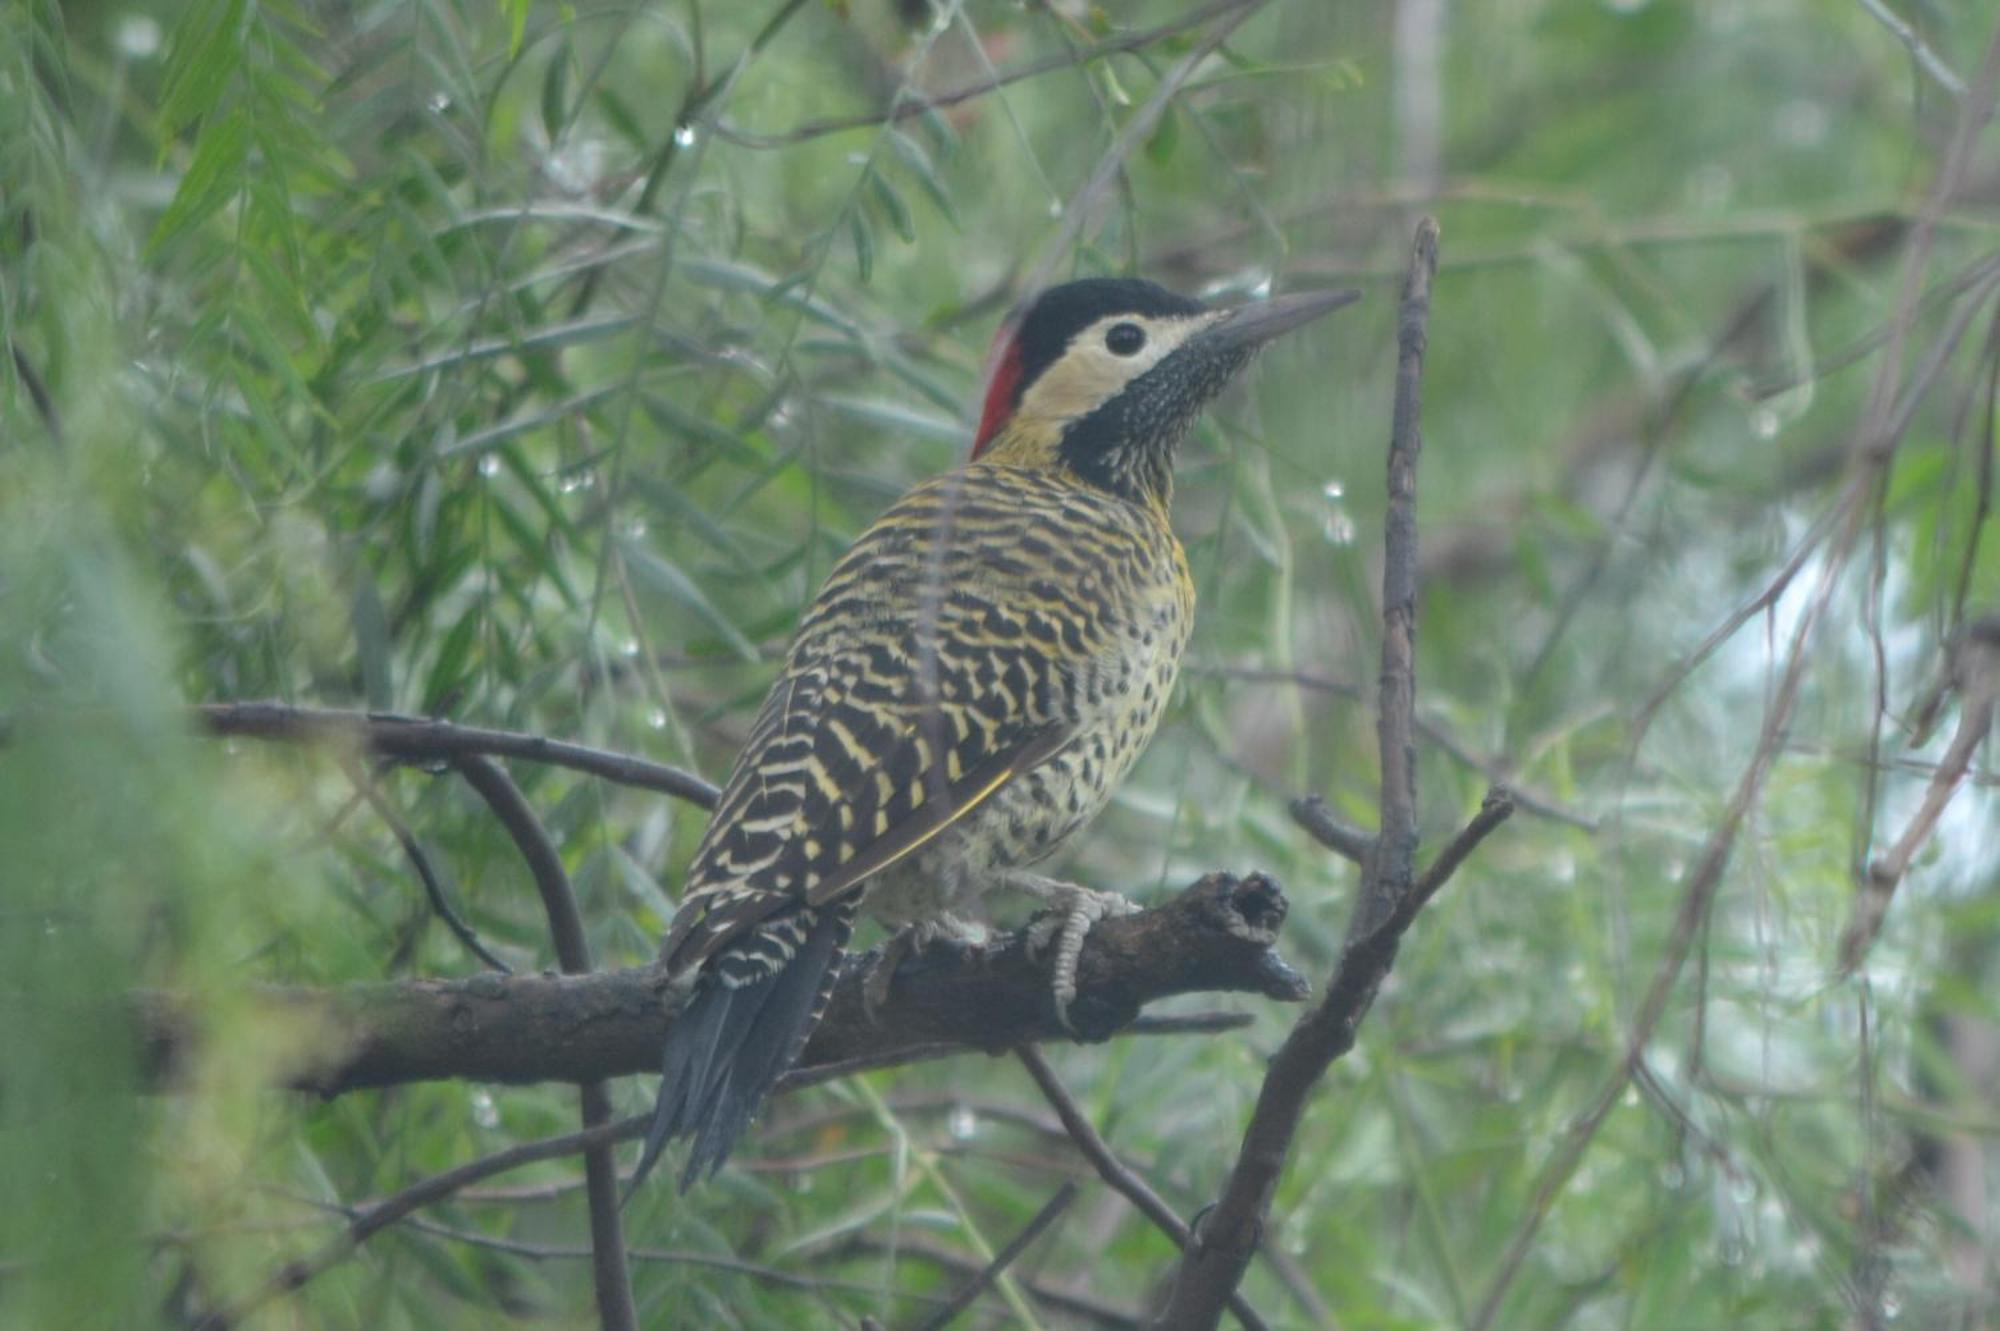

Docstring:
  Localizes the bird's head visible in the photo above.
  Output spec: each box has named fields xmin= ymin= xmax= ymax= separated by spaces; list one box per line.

xmin=971 ymin=277 xmax=1357 ymax=508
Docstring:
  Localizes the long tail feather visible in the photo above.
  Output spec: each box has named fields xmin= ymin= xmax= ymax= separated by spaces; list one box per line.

xmin=627 ymin=900 xmax=856 ymax=1197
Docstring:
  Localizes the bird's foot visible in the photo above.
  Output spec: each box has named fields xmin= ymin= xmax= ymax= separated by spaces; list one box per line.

xmin=1004 ymin=873 xmax=1139 ymax=1034
xmin=862 ymin=914 xmax=983 ymax=1022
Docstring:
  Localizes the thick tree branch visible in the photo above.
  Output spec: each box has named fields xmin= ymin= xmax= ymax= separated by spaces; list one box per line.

xmin=137 ymin=871 xmax=1306 ymax=1099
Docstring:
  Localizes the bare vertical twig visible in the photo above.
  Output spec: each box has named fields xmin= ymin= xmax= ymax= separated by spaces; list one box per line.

xmin=455 ymin=757 xmax=637 ymax=1331
xmin=1157 ymin=216 xmax=1454 ymax=1329
xmin=1949 ymin=306 xmax=2000 ymax=626
xmin=1368 ymin=216 xmax=1434 ymax=933
xmin=1841 ymin=619 xmax=2000 ymax=970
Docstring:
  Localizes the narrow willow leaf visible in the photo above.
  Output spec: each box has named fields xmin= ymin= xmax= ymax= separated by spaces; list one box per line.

xmin=682 ymin=258 xmax=863 ymax=338
xmin=866 ymin=166 xmax=916 ymax=244
xmin=438 ymin=383 xmax=624 ymax=460
xmin=640 ymin=392 xmax=764 ymax=468
xmin=504 ymin=0 xmax=530 ymax=58
xmin=596 ymin=86 xmax=647 ymax=150
xmin=620 ymin=541 xmax=761 ymax=663
xmin=817 ymin=394 xmax=961 ymax=444
xmin=885 ymin=127 xmax=959 ymax=228
xmin=540 ymin=42 xmax=570 ymax=142
xmin=158 ymin=0 xmax=249 ymax=137
xmin=424 ymin=602 xmax=483 ymax=712
xmin=849 ymin=209 xmax=874 ymax=284
xmin=147 ymin=105 xmax=249 ymax=257
xmin=489 ymin=486 xmax=579 ymax=609
xmin=1145 ymin=104 xmax=1181 ymax=165
xmin=372 ymin=315 xmax=640 ymax=382
xmin=351 ymin=567 xmax=395 ymax=710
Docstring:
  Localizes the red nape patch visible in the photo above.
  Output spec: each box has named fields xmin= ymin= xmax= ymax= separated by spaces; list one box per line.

xmin=971 ymin=328 xmax=1024 ymax=458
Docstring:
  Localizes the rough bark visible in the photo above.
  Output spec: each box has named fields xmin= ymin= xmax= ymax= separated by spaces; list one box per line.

xmin=135 ymin=871 xmax=1307 ymax=1098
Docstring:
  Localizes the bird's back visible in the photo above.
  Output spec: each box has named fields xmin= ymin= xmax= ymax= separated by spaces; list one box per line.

xmin=667 ymin=462 xmax=1192 ymax=965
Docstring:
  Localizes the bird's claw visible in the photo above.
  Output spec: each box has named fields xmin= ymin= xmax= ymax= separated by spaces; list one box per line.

xmin=861 ymin=939 xmax=905 ymax=1024
xmin=862 ymin=916 xmax=983 ymax=1023
xmin=1020 ymin=885 xmax=1138 ymax=1034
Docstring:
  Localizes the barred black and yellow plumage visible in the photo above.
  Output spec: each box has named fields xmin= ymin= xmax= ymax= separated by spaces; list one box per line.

xmin=635 ymin=277 xmax=1356 ymax=1191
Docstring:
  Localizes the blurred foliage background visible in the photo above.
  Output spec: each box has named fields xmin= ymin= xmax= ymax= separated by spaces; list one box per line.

xmin=3 ymin=0 xmax=1998 ymax=1326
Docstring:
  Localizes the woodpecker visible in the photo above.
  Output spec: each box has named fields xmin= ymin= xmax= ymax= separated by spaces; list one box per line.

xmin=634 ymin=276 xmax=1356 ymax=1191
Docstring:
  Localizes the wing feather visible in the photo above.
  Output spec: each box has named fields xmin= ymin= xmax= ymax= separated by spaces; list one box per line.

xmin=660 ymin=471 xmax=1094 ymax=974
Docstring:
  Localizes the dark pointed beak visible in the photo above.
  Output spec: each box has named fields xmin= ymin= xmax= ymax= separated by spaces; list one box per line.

xmin=1202 ymin=287 xmax=1361 ymax=351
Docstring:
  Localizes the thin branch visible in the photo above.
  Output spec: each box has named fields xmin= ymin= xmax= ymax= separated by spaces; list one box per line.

xmin=1158 ymin=216 xmax=1447 ymax=1329
xmin=1015 ymin=1047 xmax=1270 ymax=1331
xmin=1288 ymin=794 xmax=1374 ymax=865
xmin=336 ymin=754 xmax=512 ymax=973
xmin=191 ymin=1115 xmax=646 ymax=1330
xmin=195 ymin=701 xmax=720 ymax=807
xmin=1841 ymin=620 xmax=2000 ymax=971
xmin=453 ymin=756 xmax=634 ymax=1331
xmin=1412 ymin=786 xmax=1516 ymax=911
xmin=1128 ymin=1011 xmax=1254 ymax=1037
xmin=1855 ymin=0 xmax=1967 ymax=97
xmin=454 ymin=757 xmax=593 ymax=971
xmin=403 ymin=1214 xmax=937 ymax=1304
xmin=1022 ymin=0 xmax=1269 ymax=299
xmin=712 ymin=0 xmax=1262 ymax=148
xmin=911 ymin=1181 xmax=1079 ymax=1331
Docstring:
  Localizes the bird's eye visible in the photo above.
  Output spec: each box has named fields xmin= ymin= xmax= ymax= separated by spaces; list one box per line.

xmin=1104 ymin=322 xmax=1147 ymax=356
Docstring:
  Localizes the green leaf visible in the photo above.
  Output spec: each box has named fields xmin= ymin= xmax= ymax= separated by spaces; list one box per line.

xmin=423 ymin=602 xmax=483 ymax=713
xmin=619 ymin=541 xmax=762 ymax=663
xmin=540 ymin=42 xmax=570 ymax=142
xmin=866 ymin=165 xmax=916 ymax=244
xmin=350 ymin=565 xmax=395 ymax=710
xmin=147 ymin=105 xmax=249 ymax=257
xmin=504 ymin=0 xmax=530 ymax=58
xmin=817 ymin=394 xmax=962 ymax=444
xmin=885 ymin=127 xmax=958 ymax=227
xmin=849 ymin=209 xmax=874 ymax=284
xmin=158 ymin=0 xmax=248 ymax=137
xmin=1145 ymin=104 xmax=1181 ymax=165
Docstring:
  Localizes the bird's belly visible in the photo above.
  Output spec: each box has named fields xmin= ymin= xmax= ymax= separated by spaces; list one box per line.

xmin=860 ymin=612 xmax=1185 ymax=929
